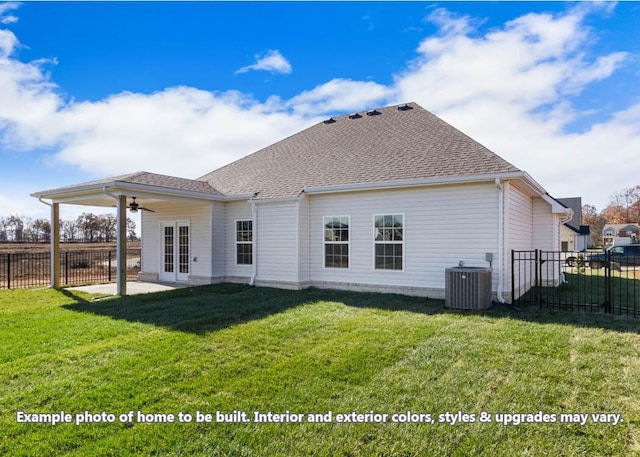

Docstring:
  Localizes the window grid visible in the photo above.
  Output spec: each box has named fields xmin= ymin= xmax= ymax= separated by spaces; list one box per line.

xmin=374 ymin=214 xmax=404 ymax=270
xmin=324 ymin=216 xmax=349 ymax=269
xmin=236 ymin=220 xmax=253 ymax=265
xmin=164 ymin=226 xmax=174 ymax=273
xmin=178 ymin=225 xmax=189 ymax=274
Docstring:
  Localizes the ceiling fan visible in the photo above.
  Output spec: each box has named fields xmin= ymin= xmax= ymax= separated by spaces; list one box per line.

xmin=127 ymin=197 xmax=155 ymax=213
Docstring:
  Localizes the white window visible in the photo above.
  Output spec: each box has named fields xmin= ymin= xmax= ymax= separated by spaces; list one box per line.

xmin=236 ymin=220 xmax=253 ymax=265
xmin=374 ymin=214 xmax=404 ymax=270
xmin=324 ymin=216 xmax=349 ymax=268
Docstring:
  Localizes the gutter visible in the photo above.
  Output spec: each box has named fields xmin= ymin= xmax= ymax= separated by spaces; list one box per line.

xmin=33 ymin=181 xmax=255 ymax=203
xmin=495 ymin=178 xmax=507 ymax=304
xmin=303 ymin=172 xmax=528 ymax=195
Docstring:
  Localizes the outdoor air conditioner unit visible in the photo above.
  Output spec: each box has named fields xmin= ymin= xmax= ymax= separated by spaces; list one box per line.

xmin=445 ymin=267 xmax=492 ymax=310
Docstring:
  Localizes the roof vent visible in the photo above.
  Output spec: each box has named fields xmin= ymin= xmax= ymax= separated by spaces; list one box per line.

xmin=397 ymin=104 xmax=413 ymax=111
xmin=366 ymin=109 xmax=381 ymax=116
xmin=348 ymin=113 xmax=362 ymax=119
xmin=323 ymin=117 xmax=336 ymax=124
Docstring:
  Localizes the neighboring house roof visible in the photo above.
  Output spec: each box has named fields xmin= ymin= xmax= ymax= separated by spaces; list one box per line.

xmin=557 ymin=197 xmax=582 ymax=230
xmin=198 ymin=102 xmax=521 ymax=199
xmin=603 ymin=224 xmax=640 ymax=235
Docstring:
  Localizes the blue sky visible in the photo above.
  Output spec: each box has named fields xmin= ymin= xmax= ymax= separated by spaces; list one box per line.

xmin=1 ymin=1 xmax=640 ymax=223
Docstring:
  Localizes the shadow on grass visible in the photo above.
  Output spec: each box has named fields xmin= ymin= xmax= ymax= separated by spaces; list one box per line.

xmin=60 ymin=282 xmax=640 ymax=335
xmin=61 ymin=283 xmax=329 ymax=335
xmin=60 ymin=288 xmax=92 ymax=305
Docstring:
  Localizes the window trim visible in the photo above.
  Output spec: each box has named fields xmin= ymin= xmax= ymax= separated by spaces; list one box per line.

xmin=372 ymin=213 xmax=405 ymax=272
xmin=323 ymin=215 xmax=351 ymax=270
xmin=235 ymin=219 xmax=253 ymax=266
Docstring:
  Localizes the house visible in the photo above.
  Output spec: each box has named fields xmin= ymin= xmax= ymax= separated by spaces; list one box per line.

xmin=32 ymin=102 xmax=570 ymax=300
xmin=557 ymin=197 xmax=590 ymax=251
xmin=603 ymin=223 xmax=640 ymax=247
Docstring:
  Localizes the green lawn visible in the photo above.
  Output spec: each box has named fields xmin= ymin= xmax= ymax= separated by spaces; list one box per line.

xmin=1 ymin=285 xmax=640 ymax=456
xmin=520 ymin=269 xmax=640 ymax=316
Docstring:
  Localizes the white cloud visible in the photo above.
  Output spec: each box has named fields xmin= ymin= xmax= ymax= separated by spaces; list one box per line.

xmin=394 ymin=4 xmax=635 ymax=210
xmin=0 ymin=3 xmax=638 ymax=214
xmin=287 ymin=78 xmax=396 ymax=116
xmin=0 ymin=2 xmax=20 ymax=25
xmin=235 ymin=50 xmax=292 ymax=75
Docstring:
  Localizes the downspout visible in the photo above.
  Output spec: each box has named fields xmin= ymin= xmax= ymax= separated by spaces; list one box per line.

xmin=495 ymin=178 xmax=507 ymax=303
xmin=249 ymin=200 xmax=258 ymax=286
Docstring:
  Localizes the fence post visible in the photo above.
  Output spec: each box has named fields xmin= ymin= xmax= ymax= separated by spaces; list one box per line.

xmin=604 ymin=251 xmax=613 ymax=313
xmin=7 ymin=253 xmax=10 ymax=290
xmin=534 ymin=249 xmax=542 ymax=306
xmin=64 ymin=251 xmax=69 ymax=286
xmin=511 ymin=250 xmax=515 ymax=304
xmin=108 ymin=251 xmax=112 ymax=282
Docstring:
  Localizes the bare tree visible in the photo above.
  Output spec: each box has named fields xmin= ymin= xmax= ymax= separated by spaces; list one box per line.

xmin=127 ymin=217 xmax=138 ymax=241
xmin=0 ymin=217 xmax=8 ymax=242
xmin=30 ymin=219 xmax=51 ymax=243
xmin=582 ymin=204 xmax=606 ymax=248
xmin=62 ymin=220 xmax=77 ymax=242
xmin=98 ymin=214 xmax=117 ymax=242
xmin=76 ymin=213 xmax=100 ymax=242
xmin=6 ymin=215 xmax=24 ymax=241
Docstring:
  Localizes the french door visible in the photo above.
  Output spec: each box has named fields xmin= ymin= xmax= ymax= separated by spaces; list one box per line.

xmin=160 ymin=221 xmax=190 ymax=282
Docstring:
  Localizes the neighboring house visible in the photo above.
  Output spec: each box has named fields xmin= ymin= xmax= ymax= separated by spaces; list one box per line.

xmin=32 ymin=102 xmax=570 ymax=301
xmin=603 ymin=223 xmax=640 ymax=247
xmin=557 ymin=197 xmax=590 ymax=252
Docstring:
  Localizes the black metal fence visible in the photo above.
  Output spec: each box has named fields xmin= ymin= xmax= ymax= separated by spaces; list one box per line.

xmin=0 ymin=249 xmax=141 ymax=289
xmin=512 ymin=250 xmax=640 ymax=317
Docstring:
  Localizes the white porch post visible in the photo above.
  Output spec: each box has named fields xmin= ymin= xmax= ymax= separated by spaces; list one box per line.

xmin=51 ymin=203 xmax=60 ymax=289
xmin=116 ymin=195 xmax=127 ymax=296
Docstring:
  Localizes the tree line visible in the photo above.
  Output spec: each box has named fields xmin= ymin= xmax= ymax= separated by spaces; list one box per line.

xmin=583 ymin=185 xmax=640 ymax=248
xmin=0 ymin=213 xmax=138 ymax=243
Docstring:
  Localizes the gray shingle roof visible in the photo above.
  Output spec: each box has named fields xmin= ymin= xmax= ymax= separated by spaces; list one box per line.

xmin=34 ymin=102 xmax=521 ymax=201
xmin=34 ymin=171 xmax=222 ymax=197
xmin=198 ymin=102 xmax=520 ymax=198
xmin=557 ymin=197 xmax=583 ymax=230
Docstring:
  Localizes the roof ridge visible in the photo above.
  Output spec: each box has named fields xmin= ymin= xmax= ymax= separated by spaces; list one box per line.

xmin=198 ymin=102 xmax=522 ymax=198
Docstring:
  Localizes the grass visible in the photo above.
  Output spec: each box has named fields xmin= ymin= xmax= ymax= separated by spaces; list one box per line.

xmin=1 ymin=285 xmax=640 ymax=456
xmin=520 ymin=268 xmax=640 ymax=316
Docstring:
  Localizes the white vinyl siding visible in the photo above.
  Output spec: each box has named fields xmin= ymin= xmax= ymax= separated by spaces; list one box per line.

xmin=532 ymin=197 xmax=555 ymax=251
xmin=309 ymin=183 xmax=499 ymax=291
xmin=506 ymin=183 xmax=533 ymax=251
xmin=210 ymin=201 xmax=225 ymax=278
xmin=141 ymin=202 xmax=212 ymax=280
xmin=255 ymin=201 xmax=299 ymax=283
xmin=532 ymin=197 xmax=562 ymax=286
xmin=298 ymin=196 xmax=310 ymax=283
xmin=505 ymin=183 xmax=535 ymax=300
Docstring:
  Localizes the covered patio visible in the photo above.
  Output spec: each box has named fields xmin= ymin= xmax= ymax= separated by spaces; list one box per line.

xmin=31 ymin=171 xmax=225 ymax=295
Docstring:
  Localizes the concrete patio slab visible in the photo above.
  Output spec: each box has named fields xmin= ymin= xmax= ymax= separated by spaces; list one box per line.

xmin=67 ymin=281 xmax=184 ymax=296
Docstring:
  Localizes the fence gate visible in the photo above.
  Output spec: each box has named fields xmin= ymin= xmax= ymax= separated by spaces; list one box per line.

xmin=511 ymin=250 xmax=640 ymax=317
